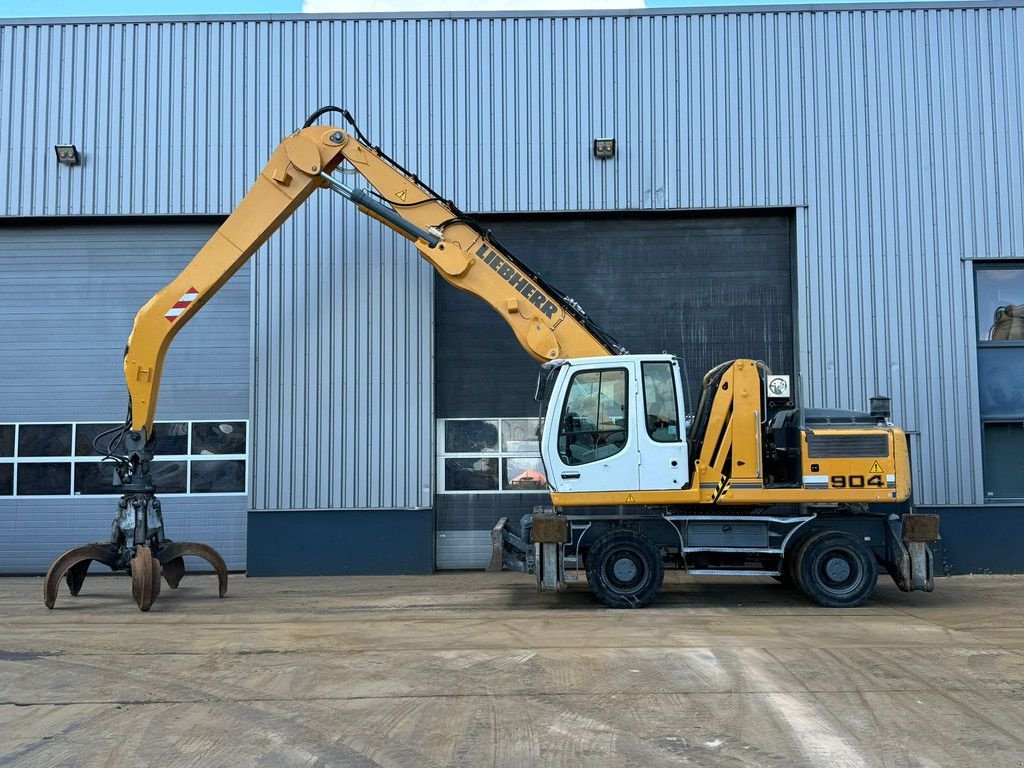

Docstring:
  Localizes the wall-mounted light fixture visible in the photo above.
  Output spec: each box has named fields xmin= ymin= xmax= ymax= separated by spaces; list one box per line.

xmin=593 ymin=138 xmax=615 ymax=160
xmin=54 ymin=144 xmax=81 ymax=166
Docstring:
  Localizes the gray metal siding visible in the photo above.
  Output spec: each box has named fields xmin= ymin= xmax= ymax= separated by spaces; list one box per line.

xmin=0 ymin=222 xmax=249 ymax=572
xmin=2 ymin=6 xmax=1022 ymax=504
xmin=0 ymin=497 xmax=247 ymax=575
xmin=251 ymin=201 xmax=433 ymax=510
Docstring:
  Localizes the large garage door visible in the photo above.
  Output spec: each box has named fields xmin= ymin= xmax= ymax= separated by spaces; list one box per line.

xmin=434 ymin=210 xmax=794 ymax=568
xmin=0 ymin=222 xmax=250 ymax=573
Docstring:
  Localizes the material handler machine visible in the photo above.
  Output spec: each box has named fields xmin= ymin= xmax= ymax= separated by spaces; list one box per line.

xmin=44 ymin=107 xmax=939 ymax=611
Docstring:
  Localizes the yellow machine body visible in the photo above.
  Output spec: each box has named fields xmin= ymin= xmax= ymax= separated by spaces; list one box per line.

xmin=544 ymin=358 xmax=911 ymax=508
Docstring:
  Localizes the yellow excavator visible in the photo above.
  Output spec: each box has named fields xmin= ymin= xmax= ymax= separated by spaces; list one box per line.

xmin=44 ymin=107 xmax=939 ymax=611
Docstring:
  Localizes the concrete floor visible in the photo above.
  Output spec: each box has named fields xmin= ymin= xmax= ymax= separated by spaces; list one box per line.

xmin=1 ymin=572 xmax=1023 ymax=768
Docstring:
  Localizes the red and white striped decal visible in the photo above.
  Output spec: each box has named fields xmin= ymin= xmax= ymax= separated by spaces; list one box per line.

xmin=165 ymin=287 xmax=199 ymax=322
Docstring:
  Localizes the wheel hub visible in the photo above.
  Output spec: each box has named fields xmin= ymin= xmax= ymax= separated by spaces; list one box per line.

xmin=825 ymin=555 xmax=852 ymax=583
xmin=612 ymin=556 xmax=639 ymax=583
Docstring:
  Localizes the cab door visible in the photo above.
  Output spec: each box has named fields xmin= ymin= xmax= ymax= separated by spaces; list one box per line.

xmin=637 ymin=359 xmax=690 ymax=490
xmin=542 ymin=361 xmax=640 ymax=493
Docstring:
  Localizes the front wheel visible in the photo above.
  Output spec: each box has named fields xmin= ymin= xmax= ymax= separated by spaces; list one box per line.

xmin=794 ymin=531 xmax=878 ymax=608
xmin=585 ymin=530 xmax=664 ymax=609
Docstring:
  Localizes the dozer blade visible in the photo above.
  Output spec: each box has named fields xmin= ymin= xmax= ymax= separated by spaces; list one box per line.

xmin=43 ymin=542 xmax=120 ymax=609
xmin=156 ymin=541 xmax=229 ymax=597
xmin=131 ymin=544 xmax=162 ymax=612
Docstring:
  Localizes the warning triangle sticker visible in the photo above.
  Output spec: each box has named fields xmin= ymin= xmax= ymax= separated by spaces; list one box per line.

xmin=396 ymin=189 xmax=408 ymax=202
xmin=869 ymin=460 xmax=883 ymax=474
xmin=625 ymin=494 xmax=636 ymax=503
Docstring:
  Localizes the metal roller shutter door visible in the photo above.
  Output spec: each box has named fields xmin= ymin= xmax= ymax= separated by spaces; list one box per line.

xmin=434 ymin=210 xmax=794 ymax=568
xmin=0 ymin=221 xmax=250 ymax=573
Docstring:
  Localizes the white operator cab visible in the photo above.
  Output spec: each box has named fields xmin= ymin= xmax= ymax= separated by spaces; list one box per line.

xmin=536 ymin=355 xmax=689 ymax=495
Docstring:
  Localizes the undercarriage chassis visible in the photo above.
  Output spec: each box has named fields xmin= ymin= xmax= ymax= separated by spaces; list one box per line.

xmin=489 ymin=506 xmax=939 ymax=608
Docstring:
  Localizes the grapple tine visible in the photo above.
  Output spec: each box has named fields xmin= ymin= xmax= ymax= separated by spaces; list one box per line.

xmin=44 ymin=542 xmax=120 ymax=609
xmin=131 ymin=544 xmax=160 ymax=612
xmin=161 ymin=556 xmax=186 ymax=589
xmin=156 ymin=542 xmax=228 ymax=597
xmin=43 ymin=487 xmax=226 ymax=610
xmin=65 ymin=559 xmax=92 ymax=596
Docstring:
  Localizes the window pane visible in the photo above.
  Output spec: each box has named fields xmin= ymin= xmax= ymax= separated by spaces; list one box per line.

xmin=501 ymin=418 xmax=541 ymax=452
xmin=190 ymin=459 xmax=246 ymax=493
xmin=74 ymin=462 xmax=119 ymax=495
xmin=75 ymin=423 xmax=122 ymax=457
xmin=444 ymin=420 xmax=499 ymax=453
xmin=152 ymin=460 xmax=188 ymax=494
xmin=0 ymin=464 xmax=12 ymax=495
xmin=558 ymin=369 xmax=628 ymax=466
xmin=977 ymin=268 xmax=1024 ymax=341
xmin=444 ymin=457 xmax=499 ymax=491
xmin=0 ymin=425 xmax=13 ymax=457
xmin=19 ymin=424 xmax=72 ymax=457
xmin=642 ymin=362 xmax=681 ymax=443
xmin=152 ymin=422 xmax=189 ymax=456
xmin=983 ymin=423 xmax=1024 ymax=500
xmin=503 ymin=457 xmax=547 ymax=490
xmin=17 ymin=463 xmax=71 ymax=495
xmin=192 ymin=422 xmax=247 ymax=455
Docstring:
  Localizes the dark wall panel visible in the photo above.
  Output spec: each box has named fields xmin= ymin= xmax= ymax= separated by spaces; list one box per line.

xmin=436 ymin=211 xmax=794 ymax=418
xmin=918 ymin=505 xmax=1024 ymax=574
xmin=434 ymin=493 xmax=545 ymax=533
xmin=248 ymin=510 xmax=434 ymax=575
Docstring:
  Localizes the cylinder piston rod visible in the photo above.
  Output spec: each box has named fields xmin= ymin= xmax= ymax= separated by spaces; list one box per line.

xmin=319 ymin=172 xmax=440 ymax=247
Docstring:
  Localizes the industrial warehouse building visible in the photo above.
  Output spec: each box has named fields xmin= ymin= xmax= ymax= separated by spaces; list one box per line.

xmin=1 ymin=2 xmax=1022 ymax=576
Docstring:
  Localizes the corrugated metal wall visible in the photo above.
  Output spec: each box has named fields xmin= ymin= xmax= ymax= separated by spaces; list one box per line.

xmin=0 ymin=223 xmax=249 ymax=572
xmin=251 ymin=197 xmax=433 ymax=510
xmin=2 ymin=5 xmax=1021 ymax=505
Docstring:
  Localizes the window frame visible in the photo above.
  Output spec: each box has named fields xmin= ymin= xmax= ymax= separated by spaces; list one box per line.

xmin=557 ymin=366 xmax=631 ymax=467
xmin=975 ymin=261 xmax=1024 ymax=347
xmin=981 ymin=420 xmax=1024 ymax=503
xmin=437 ymin=417 xmax=548 ymax=495
xmin=975 ymin=261 xmax=1024 ymax=505
xmin=641 ymin=361 xmax=682 ymax=444
xmin=0 ymin=420 xmax=249 ymax=498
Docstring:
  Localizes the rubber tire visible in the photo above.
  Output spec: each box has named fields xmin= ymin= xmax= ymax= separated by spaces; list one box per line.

xmin=774 ymin=535 xmax=808 ymax=587
xmin=794 ymin=531 xmax=878 ymax=608
xmin=585 ymin=530 xmax=664 ymax=609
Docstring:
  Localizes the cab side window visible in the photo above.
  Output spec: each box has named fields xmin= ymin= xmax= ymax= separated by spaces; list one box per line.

xmin=642 ymin=362 xmax=680 ymax=443
xmin=558 ymin=369 xmax=628 ymax=466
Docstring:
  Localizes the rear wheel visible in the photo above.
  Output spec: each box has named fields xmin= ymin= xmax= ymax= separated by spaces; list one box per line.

xmin=774 ymin=538 xmax=807 ymax=587
xmin=585 ymin=530 xmax=664 ymax=609
xmin=794 ymin=531 xmax=877 ymax=608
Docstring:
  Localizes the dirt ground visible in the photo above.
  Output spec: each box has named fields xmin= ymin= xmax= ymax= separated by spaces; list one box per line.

xmin=1 ymin=571 xmax=1023 ymax=767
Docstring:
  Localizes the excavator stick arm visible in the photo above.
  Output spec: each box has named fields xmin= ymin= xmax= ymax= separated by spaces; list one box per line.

xmin=123 ymin=129 xmax=350 ymax=439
